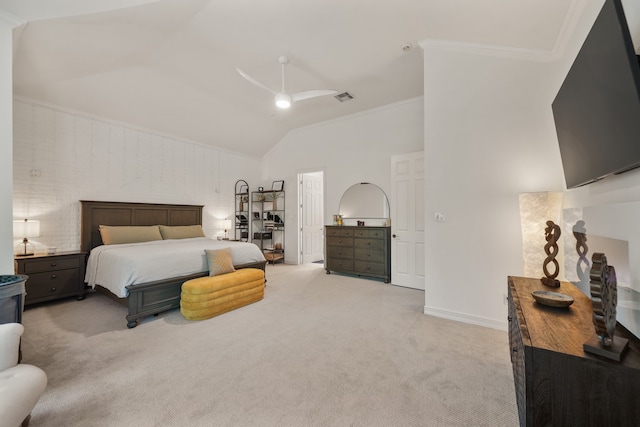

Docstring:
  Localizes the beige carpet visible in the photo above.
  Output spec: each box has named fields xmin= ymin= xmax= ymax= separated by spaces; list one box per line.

xmin=20 ymin=263 xmax=518 ymax=426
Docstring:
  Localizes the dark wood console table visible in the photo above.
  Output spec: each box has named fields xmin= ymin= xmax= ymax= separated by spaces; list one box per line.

xmin=507 ymin=276 xmax=640 ymax=426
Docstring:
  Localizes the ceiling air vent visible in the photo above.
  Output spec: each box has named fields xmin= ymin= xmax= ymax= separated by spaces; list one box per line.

xmin=334 ymin=92 xmax=354 ymax=102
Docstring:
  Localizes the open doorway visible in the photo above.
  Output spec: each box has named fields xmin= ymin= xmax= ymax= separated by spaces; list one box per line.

xmin=298 ymin=171 xmax=325 ymax=264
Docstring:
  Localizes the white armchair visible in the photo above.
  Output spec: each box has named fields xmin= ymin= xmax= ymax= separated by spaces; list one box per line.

xmin=0 ymin=323 xmax=47 ymax=427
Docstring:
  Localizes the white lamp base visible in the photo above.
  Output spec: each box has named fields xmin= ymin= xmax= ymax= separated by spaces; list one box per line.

xmin=15 ymin=239 xmax=35 ymax=257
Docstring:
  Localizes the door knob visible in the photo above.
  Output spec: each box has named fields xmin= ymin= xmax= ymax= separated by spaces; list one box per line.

xmin=392 ymin=234 xmax=397 ymax=238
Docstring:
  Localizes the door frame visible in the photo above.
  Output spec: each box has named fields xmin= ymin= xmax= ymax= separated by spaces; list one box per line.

xmin=297 ymin=168 xmax=326 ymax=265
xmin=390 ymin=151 xmax=425 ymax=290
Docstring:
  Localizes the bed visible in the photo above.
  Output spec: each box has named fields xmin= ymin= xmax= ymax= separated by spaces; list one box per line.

xmin=80 ymin=200 xmax=267 ymax=328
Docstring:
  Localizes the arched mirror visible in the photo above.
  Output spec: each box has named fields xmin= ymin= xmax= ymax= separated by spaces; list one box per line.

xmin=339 ymin=183 xmax=390 ymax=219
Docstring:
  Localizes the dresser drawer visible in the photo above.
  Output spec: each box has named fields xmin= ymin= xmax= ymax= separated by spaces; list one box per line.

xmin=326 ymin=228 xmax=353 ymax=237
xmin=353 ymin=238 xmax=385 ymax=250
xmin=352 ymin=228 xmax=369 ymax=238
xmin=354 ymin=248 xmax=385 ymax=263
xmin=327 ymin=237 xmax=353 ymax=247
xmin=354 ymin=261 xmax=386 ymax=276
xmin=352 ymin=228 xmax=387 ymax=239
xmin=25 ymin=269 xmax=80 ymax=300
xmin=508 ymin=283 xmax=527 ymax=427
xmin=327 ymin=259 xmax=354 ymax=272
xmin=326 ymin=246 xmax=353 ymax=259
xmin=365 ymin=228 xmax=387 ymax=239
xmin=21 ymin=256 xmax=82 ymax=274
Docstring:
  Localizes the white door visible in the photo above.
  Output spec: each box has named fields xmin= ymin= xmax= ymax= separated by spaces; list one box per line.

xmin=300 ymin=172 xmax=324 ymax=263
xmin=391 ymin=152 xmax=425 ymax=289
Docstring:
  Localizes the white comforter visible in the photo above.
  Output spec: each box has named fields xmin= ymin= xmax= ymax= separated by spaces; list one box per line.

xmin=85 ymin=238 xmax=265 ymax=298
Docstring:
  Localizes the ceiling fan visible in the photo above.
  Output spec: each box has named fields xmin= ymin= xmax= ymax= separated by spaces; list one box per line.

xmin=236 ymin=56 xmax=338 ymax=109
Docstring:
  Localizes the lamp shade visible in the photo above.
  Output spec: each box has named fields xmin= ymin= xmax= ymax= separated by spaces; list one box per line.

xmin=13 ymin=219 xmax=40 ymax=238
xmin=518 ymin=192 xmax=563 ymax=278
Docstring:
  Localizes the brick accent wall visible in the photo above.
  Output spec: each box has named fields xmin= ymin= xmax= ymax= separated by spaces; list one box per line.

xmin=13 ymin=99 xmax=260 ymax=254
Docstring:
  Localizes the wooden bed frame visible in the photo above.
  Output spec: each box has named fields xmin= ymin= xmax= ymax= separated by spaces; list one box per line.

xmin=80 ymin=200 xmax=266 ymax=328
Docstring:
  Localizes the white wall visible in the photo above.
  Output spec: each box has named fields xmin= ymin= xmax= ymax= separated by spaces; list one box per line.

xmin=563 ymin=170 xmax=640 ymax=289
xmin=12 ymin=99 xmax=262 ymax=253
xmin=418 ymin=0 xmax=640 ymax=330
xmin=421 ymin=46 xmax=567 ymax=329
xmin=0 ymin=18 xmax=14 ymax=274
xmin=262 ymin=97 xmax=424 ymax=264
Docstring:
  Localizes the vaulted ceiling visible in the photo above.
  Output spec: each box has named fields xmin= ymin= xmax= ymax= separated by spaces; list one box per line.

xmin=4 ymin=0 xmax=582 ymax=157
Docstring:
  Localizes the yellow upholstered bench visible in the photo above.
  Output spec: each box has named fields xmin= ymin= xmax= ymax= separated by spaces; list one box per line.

xmin=180 ymin=268 xmax=265 ymax=321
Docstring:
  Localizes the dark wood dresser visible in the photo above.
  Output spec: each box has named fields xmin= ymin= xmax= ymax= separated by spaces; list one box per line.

xmin=507 ymin=276 xmax=640 ymax=427
xmin=325 ymin=226 xmax=390 ymax=283
xmin=15 ymin=252 xmax=87 ymax=305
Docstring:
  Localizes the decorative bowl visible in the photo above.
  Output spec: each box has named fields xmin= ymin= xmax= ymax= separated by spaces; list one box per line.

xmin=532 ymin=290 xmax=574 ymax=308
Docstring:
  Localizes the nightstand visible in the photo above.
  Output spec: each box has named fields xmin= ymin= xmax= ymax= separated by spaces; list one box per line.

xmin=14 ymin=252 xmax=87 ymax=305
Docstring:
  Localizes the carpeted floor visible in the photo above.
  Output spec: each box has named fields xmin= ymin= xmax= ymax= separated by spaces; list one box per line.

xmin=20 ymin=263 xmax=518 ymax=426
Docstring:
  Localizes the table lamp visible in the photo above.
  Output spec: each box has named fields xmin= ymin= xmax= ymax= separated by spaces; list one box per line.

xmin=13 ymin=218 xmax=40 ymax=257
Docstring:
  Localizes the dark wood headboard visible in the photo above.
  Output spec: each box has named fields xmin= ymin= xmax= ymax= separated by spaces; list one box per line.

xmin=80 ymin=201 xmax=204 ymax=253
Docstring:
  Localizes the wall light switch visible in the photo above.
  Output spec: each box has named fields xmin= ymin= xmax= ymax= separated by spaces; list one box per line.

xmin=434 ymin=212 xmax=445 ymax=222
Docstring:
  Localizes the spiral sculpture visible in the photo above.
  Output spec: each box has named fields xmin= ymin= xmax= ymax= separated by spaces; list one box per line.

xmin=541 ymin=220 xmax=561 ymax=287
xmin=573 ymin=220 xmax=589 ymax=284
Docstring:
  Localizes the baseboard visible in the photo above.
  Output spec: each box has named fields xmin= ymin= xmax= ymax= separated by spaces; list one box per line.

xmin=423 ymin=305 xmax=508 ymax=331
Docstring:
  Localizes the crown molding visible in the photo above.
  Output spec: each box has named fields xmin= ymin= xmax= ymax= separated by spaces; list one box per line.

xmin=0 ymin=10 xmax=25 ymax=27
xmin=419 ymin=0 xmax=590 ymax=63
xmin=418 ymin=39 xmax=556 ymax=62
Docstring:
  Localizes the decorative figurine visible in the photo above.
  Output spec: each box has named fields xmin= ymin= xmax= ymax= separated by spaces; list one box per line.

xmin=541 ymin=220 xmax=561 ymax=287
xmin=583 ymin=252 xmax=629 ymax=361
xmin=572 ymin=220 xmax=589 ymax=283
xmin=589 ymin=253 xmax=617 ymax=347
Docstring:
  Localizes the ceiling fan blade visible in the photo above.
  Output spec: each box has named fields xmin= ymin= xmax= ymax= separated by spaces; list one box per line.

xmin=236 ymin=67 xmax=278 ymax=95
xmin=291 ymin=89 xmax=339 ymax=102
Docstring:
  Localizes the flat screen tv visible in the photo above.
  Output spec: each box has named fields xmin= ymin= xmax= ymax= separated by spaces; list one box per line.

xmin=552 ymin=0 xmax=640 ymax=189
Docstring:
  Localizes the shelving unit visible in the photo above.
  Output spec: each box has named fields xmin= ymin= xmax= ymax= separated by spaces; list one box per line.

xmin=234 ymin=180 xmax=250 ymax=242
xmin=251 ymin=189 xmax=285 ymax=263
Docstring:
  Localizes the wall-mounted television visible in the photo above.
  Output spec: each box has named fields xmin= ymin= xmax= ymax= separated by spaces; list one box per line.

xmin=552 ymin=0 xmax=640 ymax=189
